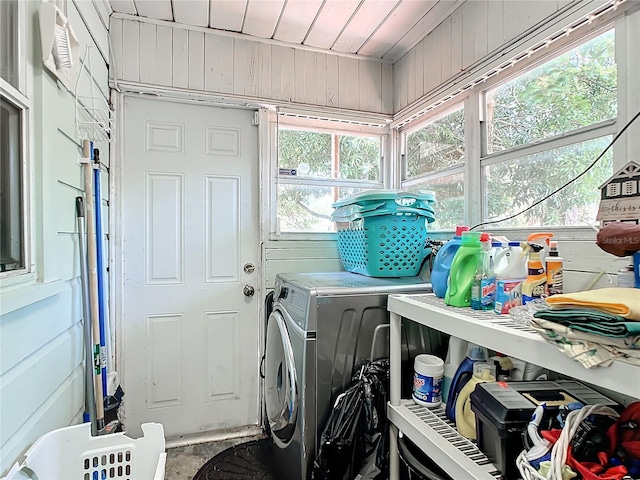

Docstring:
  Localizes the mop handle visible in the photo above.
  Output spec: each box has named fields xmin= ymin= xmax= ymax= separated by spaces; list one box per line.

xmin=76 ymin=197 xmax=97 ymax=435
xmin=83 ymin=140 xmax=105 ymax=430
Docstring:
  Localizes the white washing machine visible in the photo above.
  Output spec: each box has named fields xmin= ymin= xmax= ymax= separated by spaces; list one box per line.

xmin=264 ymin=272 xmax=441 ymax=480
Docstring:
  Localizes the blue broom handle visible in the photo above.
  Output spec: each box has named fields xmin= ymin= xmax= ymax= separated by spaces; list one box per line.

xmin=93 ymin=143 xmax=108 ymax=397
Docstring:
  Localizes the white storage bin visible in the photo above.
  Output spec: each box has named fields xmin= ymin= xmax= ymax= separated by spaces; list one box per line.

xmin=2 ymin=422 xmax=166 ymax=480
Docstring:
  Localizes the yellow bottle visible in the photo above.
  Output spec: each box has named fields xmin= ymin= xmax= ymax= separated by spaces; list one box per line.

xmin=521 ymin=233 xmax=554 ymax=305
xmin=545 ymin=241 xmax=563 ymax=296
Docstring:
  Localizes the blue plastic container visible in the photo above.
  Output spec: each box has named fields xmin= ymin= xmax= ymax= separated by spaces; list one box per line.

xmin=431 ymin=226 xmax=469 ymax=298
xmin=444 ymin=343 xmax=487 ymax=422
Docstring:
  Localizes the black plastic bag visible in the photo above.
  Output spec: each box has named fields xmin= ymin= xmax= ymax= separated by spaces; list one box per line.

xmin=311 ymin=360 xmax=389 ymax=480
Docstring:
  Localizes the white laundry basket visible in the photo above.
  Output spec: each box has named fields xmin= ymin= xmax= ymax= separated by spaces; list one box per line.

xmin=1 ymin=422 xmax=166 ymax=480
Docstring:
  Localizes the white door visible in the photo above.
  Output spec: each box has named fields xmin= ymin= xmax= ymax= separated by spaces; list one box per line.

xmin=120 ymin=96 xmax=260 ymax=437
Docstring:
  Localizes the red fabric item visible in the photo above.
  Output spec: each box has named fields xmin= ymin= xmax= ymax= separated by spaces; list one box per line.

xmin=608 ymin=402 xmax=640 ymax=459
xmin=565 ymin=446 xmax=628 ymax=480
xmin=541 ymin=429 xmax=562 ymax=444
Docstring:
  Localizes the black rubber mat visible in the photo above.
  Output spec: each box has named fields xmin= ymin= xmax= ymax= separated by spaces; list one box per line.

xmin=193 ymin=439 xmax=275 ymax=480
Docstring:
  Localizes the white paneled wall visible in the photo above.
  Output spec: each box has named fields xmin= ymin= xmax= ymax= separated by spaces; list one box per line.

xmin=0 ymin=0 xmax=109 ymax=474
xmin=263 ymin=240 xmax=344 ymax=289
xmin=110 ymin=17 xmax=393 ymax=114
xmin=393 ymin=0 xmax=612 ymax=112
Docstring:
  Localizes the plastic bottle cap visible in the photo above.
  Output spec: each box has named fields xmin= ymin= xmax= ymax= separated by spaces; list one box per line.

xmin=455 ymin=226 xmax=470 ymax=236
xmin=479 ymin=232 xmax=491 ymax=242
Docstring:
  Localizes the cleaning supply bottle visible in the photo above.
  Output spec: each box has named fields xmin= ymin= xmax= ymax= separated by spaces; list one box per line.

xmin=442 ymin=337 xmax=468 ymax=405
xmin=455 ymin=362 xmax=496 ymax=439
xmin=494 ymin=242 xmax=527 ymax=279
xmin=521 ymin=233 xmax=554 ymax=305
xmin=545 ymin=241 xmax=563 ymax=296
xmin=445 ymin=231 xmax=482 ymax=307
xmin=521 ymin=242 xmax=547 ymax=305
xmin=445 ymin=343 xmax=487 ymax=422
xmin=471 ymin=233 xmax=495 ymax=310
xmin=494 ymin=241 xmax=528 ymax=314
xmin=431 ymin=226 xmax=469 ymax=298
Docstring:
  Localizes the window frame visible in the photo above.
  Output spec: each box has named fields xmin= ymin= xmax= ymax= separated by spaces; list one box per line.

xmin=0 ymin=79 xmax=31 ymax=280
xmin=270 ymin=115 xmax=391 ymax=239
xmin=400 ymin=100 xmax=467 ymax=187
xmin=0 ymin=0 xmax=31 ymax=281
xmin=398 ymin=21 xmax=619 ymax=235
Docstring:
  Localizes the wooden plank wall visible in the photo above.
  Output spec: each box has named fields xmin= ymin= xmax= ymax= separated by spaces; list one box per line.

xmin=0 ymin=0 xmax=110 ymax=474
xmin=392 ymin=0 xmax=606 ymax=112
xmin=110 ymin=16 xmax=393 ymax=115
xmin=263 ymin=240 xmax=344 ymax=289
xmin=262 ymin=238 xmax=625 ymax=293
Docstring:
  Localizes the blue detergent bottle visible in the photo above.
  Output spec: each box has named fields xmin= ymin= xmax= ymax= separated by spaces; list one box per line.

xmin=445 ymin=343 xmax=488 ymax=422
xmin=431 ymin=226 xmax=469 ymax=298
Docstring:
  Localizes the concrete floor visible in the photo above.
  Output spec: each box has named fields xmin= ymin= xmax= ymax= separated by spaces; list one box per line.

xmin=164 ymin=434 xmax=266 ymax=480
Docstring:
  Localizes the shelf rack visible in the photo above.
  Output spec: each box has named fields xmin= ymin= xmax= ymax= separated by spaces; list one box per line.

xmin=387 ymin=293 xmax=640 ymax=480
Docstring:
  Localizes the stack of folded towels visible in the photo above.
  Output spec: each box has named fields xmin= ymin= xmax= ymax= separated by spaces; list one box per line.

xmin=531 ymin=288 xmax=640 ymax=368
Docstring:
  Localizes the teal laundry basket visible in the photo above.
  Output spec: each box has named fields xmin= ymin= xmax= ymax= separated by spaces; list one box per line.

xmin=335 ymin=209 xmax=432 ymax=277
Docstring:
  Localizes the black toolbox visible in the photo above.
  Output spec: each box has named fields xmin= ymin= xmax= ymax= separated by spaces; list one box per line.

xmin=470 ymin=380 xmax=619 ymax=480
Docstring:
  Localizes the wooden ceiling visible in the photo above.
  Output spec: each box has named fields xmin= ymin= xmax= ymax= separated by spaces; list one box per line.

xmin=108 ymin=0 xmax=462 ymax=62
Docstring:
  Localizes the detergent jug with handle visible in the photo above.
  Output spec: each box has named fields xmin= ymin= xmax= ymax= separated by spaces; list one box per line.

xmin=445 ymin=231 xmax=481 ymax=307
xmin=445 ymin=343 xmax=488 ymax=422
xmin=494 ymin=241 xmax=528 ymax=314
xmin=431 ymin=226 xmax=469 ymax=298
xmin=455 ymin=362 xmax=496 ymax=439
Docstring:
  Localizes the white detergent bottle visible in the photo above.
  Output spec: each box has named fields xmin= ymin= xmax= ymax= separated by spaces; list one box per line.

xmin=442 ymin=336 xmax=468 ymax=406
xmin=494 ymin=242 xmax=528 ymax=314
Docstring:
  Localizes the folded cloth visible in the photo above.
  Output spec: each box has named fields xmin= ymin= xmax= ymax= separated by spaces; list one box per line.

xmin=546 ymin=288 xmax=640 ymax=321
xmin=533 ymin=308 xmax=640 ymax=338
xmin=531 ymin=317 xmax=640 ymax=348
xmin=530 ymin=318 xmax=640 ymax=368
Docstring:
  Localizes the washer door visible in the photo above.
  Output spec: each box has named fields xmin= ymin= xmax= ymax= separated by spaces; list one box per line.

xmin=265 ymin=310 xmax=298 ymax=445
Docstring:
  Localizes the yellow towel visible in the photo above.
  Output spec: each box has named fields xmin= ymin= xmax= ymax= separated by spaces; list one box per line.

xmin=546 ymin=288 xmax=640 ymax=321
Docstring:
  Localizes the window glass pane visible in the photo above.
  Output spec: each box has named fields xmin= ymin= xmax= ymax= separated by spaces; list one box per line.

xmin=278 ymin=128 xmax=380 ymax=181
xmin=1 ymin=96 xmax=24 ymax=272
xmin=404 ymin=173 xmax=464 ymax=231
xmin=0 ymin=0 xmax=19 ymax=89
xmin=406 ymin=106 xmax=464 ymax=178
xmin=486 ymin=30 xmax=616 ymax=154
xmin=338 ymin=135 xmax=380 ymax=181
xmin=279 ymin=129 xmax=332 ymax=178
xmin=277 ymin=184 xmax=370 ymax=232
xmin=484 ymin=136 xmax=612 ymax=227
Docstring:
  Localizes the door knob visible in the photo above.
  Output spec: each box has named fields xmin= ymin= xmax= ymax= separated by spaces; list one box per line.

xmin=243 ymin=285 xmax=255 ymax=297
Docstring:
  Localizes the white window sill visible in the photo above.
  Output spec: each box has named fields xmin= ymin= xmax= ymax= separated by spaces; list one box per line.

xmin=268 ymin=231 xmax=337 ymax=242
xmin=0 ymin=279 xmax=66 ymax=315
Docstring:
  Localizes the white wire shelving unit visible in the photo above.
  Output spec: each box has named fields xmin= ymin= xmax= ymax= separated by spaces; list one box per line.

xmin=387 ymin=293 xmax=640 ymax=480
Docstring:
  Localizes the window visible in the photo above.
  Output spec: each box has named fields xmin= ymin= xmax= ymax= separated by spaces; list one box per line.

xmin=401 ymin=105 xmax=465 ymax=231
xmin=400 ymin=28 xmax=616 ymax=231
xmin=1 ymin=0 xmax=28 ymax=275
xmin=482 ymin=29 xmax=616 ymax=228
xmin=0 ymin=97 xmax=24 ymax=272
xmin=276 ymin=126 xmax=384 ymax=233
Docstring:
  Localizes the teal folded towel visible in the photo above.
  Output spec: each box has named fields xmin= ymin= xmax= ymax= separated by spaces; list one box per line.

xmin=533 ymin=308 xmax=640 ymax=338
